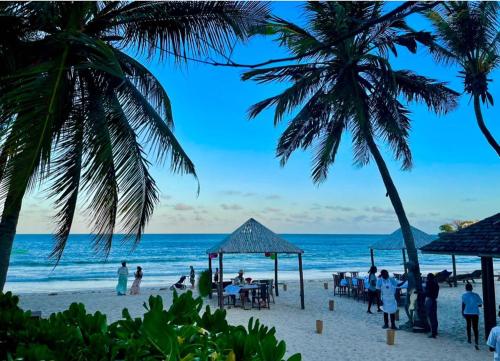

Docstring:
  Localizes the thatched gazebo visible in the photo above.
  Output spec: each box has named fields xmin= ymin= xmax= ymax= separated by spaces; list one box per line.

xmin=421 ymin=213 xmax=500 ymax=337
xmin=369 ymin=226 xmax=434 ymax=273
xmin=206 ymin=218 xmax=305 ymax=309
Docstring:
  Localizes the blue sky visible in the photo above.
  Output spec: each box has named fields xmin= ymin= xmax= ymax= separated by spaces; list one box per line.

xmin=17 ymin=2 xmax=499 ymax=234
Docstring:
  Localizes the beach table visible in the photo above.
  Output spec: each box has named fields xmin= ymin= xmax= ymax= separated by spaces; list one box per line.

xmin=223 ymin=284 xmax=258 ymax=309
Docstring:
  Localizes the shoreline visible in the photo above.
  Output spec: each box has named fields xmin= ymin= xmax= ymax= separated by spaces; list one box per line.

xmin=6 ymin=263 xmax=486 ymax=295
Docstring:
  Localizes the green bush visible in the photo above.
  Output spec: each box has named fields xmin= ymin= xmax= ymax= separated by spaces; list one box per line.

xmin=197 ymin=269 xmax=212 ymax=298
xmin=0 ymin=291 xmax=301 ymax=361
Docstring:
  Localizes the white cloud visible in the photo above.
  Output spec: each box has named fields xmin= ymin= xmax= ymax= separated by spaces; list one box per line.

xmin=173 ymin=203 xmax=194 ymax=211
xmin=220 ymin=203 xmax=243 ymax=211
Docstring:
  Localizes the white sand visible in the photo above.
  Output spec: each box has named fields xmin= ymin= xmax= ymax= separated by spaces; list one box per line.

xmin=17 ymin=280 xmax=497 ymax=361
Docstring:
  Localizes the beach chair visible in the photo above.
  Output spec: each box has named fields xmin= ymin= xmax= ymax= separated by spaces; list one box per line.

xmin=252 ymin=283 xmax=270 ymax=310
xmin=169 ymin=275 xmax=187 ymax=290
xmin=345 ymin=276 xmax=353 ymax=297
xmin=264 ymin=279 xmax=275 ymax=304
xmin=353 ymin=278 xmax=366 ymax=302
xmin=450 ymin=270 xmax=482 ymax=284
xmin=333 ymin=273 xmax=346 ymax=296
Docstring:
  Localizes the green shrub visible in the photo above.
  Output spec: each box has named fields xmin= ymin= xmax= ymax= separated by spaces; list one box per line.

xmin=0 ymin=291 xmax=301 ymax=361
xmin=197 ymin=269 xmax=212 ymax=298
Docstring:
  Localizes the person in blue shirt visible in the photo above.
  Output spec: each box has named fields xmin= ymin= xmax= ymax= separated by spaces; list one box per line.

xmin=462 ymin=283 xmax=482 ymax=349
xmin=487 ymin=306 xmax=500 ymax=361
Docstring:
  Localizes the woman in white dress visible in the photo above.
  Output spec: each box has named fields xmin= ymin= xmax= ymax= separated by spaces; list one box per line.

xmin=130 ymin=266 xmax=143 ymax=295
xmin=377 ymin=269 xmax=398 ymax=329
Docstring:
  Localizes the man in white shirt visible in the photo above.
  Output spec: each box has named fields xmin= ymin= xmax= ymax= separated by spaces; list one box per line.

xmin=487 ymin=306 xmax=500 ymax=361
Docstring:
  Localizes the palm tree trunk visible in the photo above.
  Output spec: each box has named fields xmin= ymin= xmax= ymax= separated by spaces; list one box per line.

xmin=365 ymin=134 xmax=429 ymax=330
xmin=0 ymin=185 xmax=25 ymax=291
xmin=473 ymin=95 xmax=500 ymax=157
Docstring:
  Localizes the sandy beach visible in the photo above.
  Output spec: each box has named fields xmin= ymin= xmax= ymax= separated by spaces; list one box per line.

xmin=17 ymin=279 xmax=496 ymax=361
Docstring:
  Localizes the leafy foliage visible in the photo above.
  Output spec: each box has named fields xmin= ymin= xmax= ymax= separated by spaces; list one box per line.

xmin=197 ymin=269 xmax=212 ymax=298
xmin=0 ymin=2 xmax=270 ymax=262
xmin=425 ymin=2 xmax=500 ymax=156
xmin=243 ymin=2 xmax=458 ymax=182
xmin=439 ymin=220 xmax=477 ymax=233
xmin=0 ymin=291 xmax=301 ymax=361
xmin=426 ymin=2 xmax=500 ymax=104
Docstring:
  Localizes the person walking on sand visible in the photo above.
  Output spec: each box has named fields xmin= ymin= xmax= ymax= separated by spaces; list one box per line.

xmin=487 ymin=306 xmax=500 ymax=360
xmin=462 ymin=283 xmax=482 ymax=349
xmin=130 ymin=266 xmax=143 ymax=295
xmin=189 ymin=266 xmax=195 ymax=289
xmin=425 ymin=273 xmax=440 ymax=338
xmin=116 ymin=261 xmax=129 ymax=296
xmin=367 ymin=266 xmax=381 ymax=313
xmin=377 ymin=269 xmax=398 ymax=330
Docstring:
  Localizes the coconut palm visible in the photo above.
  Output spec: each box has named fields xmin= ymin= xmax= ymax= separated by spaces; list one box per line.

xmin=0 ymin=1 xmax=269 ymax=290
xmin=426 ymin=2 xmax=500 ymax=157
xmin=243 ymin=2 xmax=458 ymax=327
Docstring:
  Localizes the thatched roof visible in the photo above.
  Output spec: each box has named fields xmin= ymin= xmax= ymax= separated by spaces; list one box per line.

xmin=206 ymin=218 xmax=304 ymax=254
xmin=370 ymin=226 xmax=434 ymax=250
xmin=421 ymin=213 xmax=500 ymax=257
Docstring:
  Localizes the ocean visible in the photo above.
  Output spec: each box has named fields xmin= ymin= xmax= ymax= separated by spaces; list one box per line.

xmin=5 ymin=234 xmax=489 ymax=293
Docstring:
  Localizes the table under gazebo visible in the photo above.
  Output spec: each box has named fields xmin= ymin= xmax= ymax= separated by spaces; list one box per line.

xmin=206 ymin=218 xmax=305 ymax=309
xmin=421 ymin=213 xmax=500 ymax=338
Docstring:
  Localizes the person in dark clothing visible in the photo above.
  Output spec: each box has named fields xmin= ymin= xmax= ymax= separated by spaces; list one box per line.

xmin=425 ymin=273 xmax=440 ymax=338
xmin=214 ymin=268 xmax=219 ymax=283
xmin=367 ymin=266 xmax=381 ymax=313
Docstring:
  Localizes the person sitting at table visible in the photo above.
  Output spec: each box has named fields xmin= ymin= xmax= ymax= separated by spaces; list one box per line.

xmin=377 ymin=269 xmax=398 ymax=330
xmin=234 ymin=269 xmax=245 ymax=285
xmin=367 ymin=266 xmax=381 ymax=313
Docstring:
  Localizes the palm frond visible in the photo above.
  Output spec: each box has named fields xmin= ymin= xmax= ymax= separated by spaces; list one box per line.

xmin=393 ymin=70 xmax=459 ymax=114
xmin=116 ymin=79 xmax=198 ymax=183
xmin=81 ymin=79 xmax=118 ymax=255
xmin=48 ymin=102 xmax=84 ymax=263
xmin=118 ymin=1 xmax=270 ymax=61
xmin=106 ymin=92 xmax=159 ymax=246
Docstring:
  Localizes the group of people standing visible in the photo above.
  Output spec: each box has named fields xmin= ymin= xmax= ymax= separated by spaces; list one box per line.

xmin=364 ymin=265 xmax=484 ymax=346
xmin=116 ymin=263 xmax=197 ymax=296
xmin=116 ymin=262 xmax=143 ymax=296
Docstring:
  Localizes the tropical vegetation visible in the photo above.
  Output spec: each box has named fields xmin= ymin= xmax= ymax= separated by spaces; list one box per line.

xmin=426 ymin=2 xmax=500 ymax=157
xmin=0 ymin=1 xmax=269 ymax=291
xmin=0 ymin=290 xmax=300 ymax=361
xmin=439 ymin=220 xmax=477 ymax=233
xmin=243 ymin=2 xmax=459 ymax=329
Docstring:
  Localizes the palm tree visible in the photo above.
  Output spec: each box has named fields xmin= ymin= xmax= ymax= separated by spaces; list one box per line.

xmin=426 ymin=2 xmax=500 ymax=157
xmin=0 ymin=1 xmax=269 ymax=291
xmin=243 ymin=2 xmax=458 ymax=328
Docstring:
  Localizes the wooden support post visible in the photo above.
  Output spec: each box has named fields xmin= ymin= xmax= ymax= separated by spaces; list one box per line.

xmin=402 ymin=249 xmax=407 ymax=274
xmin=218 ymin=253 xmax=224 ymax=309
xmin=298 ymin=253 xmax=305 ymax=309
xmin=481 ymin=257 xmax=496 ymax=339
xmin=370 ymin=249 xmax=375 ymax=267
xmin=452 ymin=255 xmax=457 ymax=287
xmin=208 ymin=256 xmax=212 ymax=299
xmin=275 ymin=253 xmax=279 ymax=297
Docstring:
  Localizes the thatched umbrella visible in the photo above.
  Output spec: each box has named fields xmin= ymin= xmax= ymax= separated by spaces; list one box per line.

xmin=421 ymin=213 xmax=500 ymax=337
xmin=206 ymin=218 xmax=305 ymax=309
xmin=369 ymin=226 xmax=434 ymax=273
